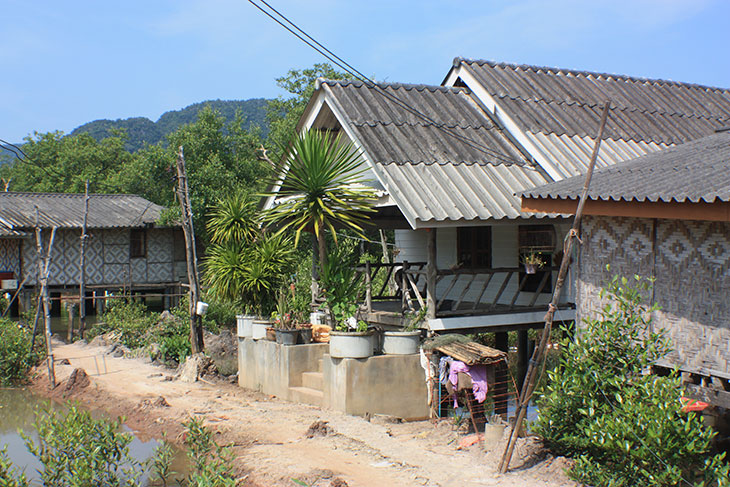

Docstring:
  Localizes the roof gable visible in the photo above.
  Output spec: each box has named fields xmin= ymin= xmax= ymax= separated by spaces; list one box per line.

xmin=316 ymin=79 xmax=553 ymax=227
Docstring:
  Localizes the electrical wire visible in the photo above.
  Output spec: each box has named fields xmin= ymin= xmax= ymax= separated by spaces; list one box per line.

xmin=0 ymin=138 xmax=63 ymax=179
xmin=246 ymin=0 xmax=527 ymax=166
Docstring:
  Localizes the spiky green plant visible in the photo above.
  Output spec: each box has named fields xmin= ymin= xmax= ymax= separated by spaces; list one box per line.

xmin=206 ymin=192 xmax=258 ymax=246
xmin=262 ymin=129 xmax=376 ymax=267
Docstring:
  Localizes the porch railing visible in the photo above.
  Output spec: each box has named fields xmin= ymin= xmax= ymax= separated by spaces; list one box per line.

xmin=357 ymin=262 xmax=570 ymax=318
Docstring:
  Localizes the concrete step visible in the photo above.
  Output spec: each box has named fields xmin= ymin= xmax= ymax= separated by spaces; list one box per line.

xmin=301 ymin=371 xmax=324 ymax=391
xmin=317 ymin=358 xmax=323 ymax=372
xmin=289 ymin=386 xmax=323 ymax=407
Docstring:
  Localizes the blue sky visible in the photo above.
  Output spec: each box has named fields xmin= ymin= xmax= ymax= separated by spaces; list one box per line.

xmin=2 ymin=0 xmax=729 ymax=143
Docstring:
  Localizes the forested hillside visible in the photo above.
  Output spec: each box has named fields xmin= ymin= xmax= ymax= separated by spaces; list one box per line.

xmin=71 ymin=98 xmax=270 ymax=152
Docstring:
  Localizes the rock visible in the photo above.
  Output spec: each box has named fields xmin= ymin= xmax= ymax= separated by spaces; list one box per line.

xmin=147 ymin=373 xmax=163 ymax=378
xmin=159 ymin=310 xmax=175 ymax=322
xmin=330 ymin=479 xmax=348 ymax=487
xmin=305 ymin=420 xmax=333 ymax=438
xmin=112 ymin=345 xmax=130 ymax=358
xmin=89 ymin=335 xmax=106 ymax=347
xmin=148 ymin=343 xmax=162 ymax=361
xmin=58 ymin=358 xmax=71 ymax=365
xmin=204 ymin=330 xmax=237 ymax=358
xmin=152 ymin=396 xmax=171 ymax=407
xmin=64 ymin=368 xmax=90 ymax=395
xmin=176 ymin=354 xmax=217 ymax=383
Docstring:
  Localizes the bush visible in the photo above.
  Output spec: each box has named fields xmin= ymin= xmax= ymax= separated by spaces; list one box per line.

xmin=534 ymin=274 xmax=729 ymax=486
xmin=89 ymin=300 xmax=157 ymax=350
xmin=23 ymin=404 xmax=147 ymax=486
xmin=0 ymin=318 xmax=44 ymax=385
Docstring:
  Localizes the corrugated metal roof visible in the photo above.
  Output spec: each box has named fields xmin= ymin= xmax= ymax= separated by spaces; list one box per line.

xmin=320 ymin=80 xmax=551 ymax=226
xmin=522 ymin=131 xmax=730 ymax=203
xmin=0 ymin=227 xmax=29 ymax=238
xmin=0 ymin=193 xmax=166 ymax=229
xmin=457 ymin=59 xmax=730 ymax=146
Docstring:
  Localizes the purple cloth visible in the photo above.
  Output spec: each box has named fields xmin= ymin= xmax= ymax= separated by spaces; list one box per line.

xmin=448 ymin=360 xmax=489 ymax=403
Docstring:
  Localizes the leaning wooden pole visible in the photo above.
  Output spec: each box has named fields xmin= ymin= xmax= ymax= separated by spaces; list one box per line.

xmin=78 ymin=181 xmax=89 ymax=338
xmin=33 ymin=207 xmax=58 ymax=387
xmin=175 ymin=146 xmax=204 ymax=354
xmin=498 ymin=101 xmax=611 ymax=473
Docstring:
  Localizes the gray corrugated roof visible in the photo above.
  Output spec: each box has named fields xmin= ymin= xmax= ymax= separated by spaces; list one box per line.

xmin=0 ymin=193 xmax=166 ymax=229
xmin=456 ymin=59 xmax=730 ymax=146
xmin=0 ymin=227 xmax=29 ymax=238
xmin=522 ymin=131 xmax=730 ymax=203
xmin=320 ymin=80 xmax=552 ymax=226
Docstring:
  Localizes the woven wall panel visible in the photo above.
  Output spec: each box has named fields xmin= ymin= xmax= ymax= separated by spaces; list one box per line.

xmin=578 ymin=216 xmax=730 ymax=378
xmin=0 ymin=239 xmax=21 ymax=276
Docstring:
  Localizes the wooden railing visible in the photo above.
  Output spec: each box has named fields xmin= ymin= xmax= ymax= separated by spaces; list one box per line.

xmin=358 ymin=263 xmax=570 ymax=318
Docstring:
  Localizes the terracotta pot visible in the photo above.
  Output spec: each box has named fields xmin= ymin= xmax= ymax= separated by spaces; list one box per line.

xmin=265 ymin=326 xmax=276 ymax=341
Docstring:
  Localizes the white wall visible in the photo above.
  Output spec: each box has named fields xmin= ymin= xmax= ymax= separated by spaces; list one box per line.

xmin=394 ymin=222 xmax=574 ymax=310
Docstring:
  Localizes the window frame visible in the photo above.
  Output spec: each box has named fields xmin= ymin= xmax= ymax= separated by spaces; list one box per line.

xmin=130 ymin=228 xmax=147 ymax=259
xmin=456 ymin=226 xmax=492 ymax=270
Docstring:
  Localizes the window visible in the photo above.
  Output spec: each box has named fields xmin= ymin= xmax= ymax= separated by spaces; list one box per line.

xmin=457 ymin=227 xmax=492 ymax=269
xmin=130 ymin=229 xmax=146 ymax=258
xmin=518 ymin=225 xmax=556 ymax=293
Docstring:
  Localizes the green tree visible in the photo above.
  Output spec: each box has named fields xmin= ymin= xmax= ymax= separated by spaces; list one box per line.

xmin=262 ymin=129 xmax=376 ymax=268
xmin=535 ymin=274 xmax=729 ymax=486
xmin=265 ymin=63 xmax=347 ymax=159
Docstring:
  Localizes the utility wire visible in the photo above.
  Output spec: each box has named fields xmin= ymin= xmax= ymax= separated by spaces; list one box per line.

xmin=0 ymin=138 xmax=62 ymax=179
xmin=246 ymin=0 xmax=526 ymax=166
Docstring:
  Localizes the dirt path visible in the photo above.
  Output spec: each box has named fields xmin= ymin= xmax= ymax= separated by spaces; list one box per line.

xmin=31 ymin=339 xmax=576 ymax=487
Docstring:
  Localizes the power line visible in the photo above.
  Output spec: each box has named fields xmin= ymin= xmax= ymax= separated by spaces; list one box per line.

xmin=0 ymin=138 xmax=63 ymax=179
xmin=246 ymin=0 xmax=526 ymax=167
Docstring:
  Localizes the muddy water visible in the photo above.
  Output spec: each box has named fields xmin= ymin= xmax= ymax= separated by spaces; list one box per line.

xmin=0 ymin=388 xmax=188 ymax=484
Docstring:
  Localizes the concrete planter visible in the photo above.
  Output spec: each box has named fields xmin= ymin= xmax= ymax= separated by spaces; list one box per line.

xmin=329 ymin=331 xmax=375 ymax=359
xmin=251 ymin=320 xmax=271 ymax=340
xmin=381 ymin=330 xmax=421 ymax=355
xmin=236 ymin=314 xmax=256 ymax=338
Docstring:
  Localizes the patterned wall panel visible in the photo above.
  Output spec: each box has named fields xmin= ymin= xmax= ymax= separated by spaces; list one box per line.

xmin=85 ymin=232 xmax=104 ymax=285
xmin=103 ymin=228 xmax=128 ymax=245
xmin=148 ymin=229 xmax=173 ymax=263
xmin=148 ymin=263 xmax=173 ymax=283
xmin=103 ymin=263 xmax=128 ymax=285
xmin=577 ymin=216 xmax=730 ymax=379
xmin=0 ymin=239 xmax=21 ymax=276
xmin=130 ymin=258 xmax=147 ymax=284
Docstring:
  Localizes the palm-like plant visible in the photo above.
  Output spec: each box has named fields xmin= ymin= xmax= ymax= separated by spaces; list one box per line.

xmin=203 ymin=193 xmax=295 ymax=315
xmin=262 ymin=129 xmax=376 ymax=267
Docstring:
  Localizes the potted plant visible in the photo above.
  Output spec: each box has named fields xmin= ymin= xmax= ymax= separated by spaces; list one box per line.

xmin=521 ymin=252 xmax=544 ymax=275
xmin=382 ymin=307 xmax=425 ymax=355
xmin=320 ymin=256 xmax=373 ymax=359
xmin=272 ymin=286 xmax=299 ymax=346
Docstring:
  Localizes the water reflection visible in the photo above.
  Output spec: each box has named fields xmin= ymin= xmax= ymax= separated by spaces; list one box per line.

xmin=0 ymin=388 xmax=187 ymax=485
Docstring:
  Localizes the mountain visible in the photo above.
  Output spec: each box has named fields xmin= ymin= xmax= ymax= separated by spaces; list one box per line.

xmin=71 ymin=98 xmax=270 ymax=152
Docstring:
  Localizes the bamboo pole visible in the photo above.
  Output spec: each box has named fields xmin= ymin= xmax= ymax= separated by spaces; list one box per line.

xmin=34 ymin=207 xmax=58 ymax=387
xmin=78 ymin=181 xmax=89 ymax=338
xmin=498 ymin=101 xmax=611 ymax=473
xmin=175 ymin=146 xmax=204 ymax=354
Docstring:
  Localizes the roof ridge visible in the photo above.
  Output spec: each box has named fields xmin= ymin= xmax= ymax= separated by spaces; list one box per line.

xmin=453 ymin=57 xmax=730 ymax=93
xmin=0 ymin=191 xmax=145 ymax=198
xmin=318 ymin=78 xmax=468 ymax=94
xmin=350 ymin=120 xmax=494 ymax=130
xmin=497 ymin=94 xmax=730 ymax=122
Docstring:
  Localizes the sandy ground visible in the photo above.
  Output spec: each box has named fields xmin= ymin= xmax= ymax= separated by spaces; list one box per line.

xmin=30 ymin=339 xmax=577 ymax=487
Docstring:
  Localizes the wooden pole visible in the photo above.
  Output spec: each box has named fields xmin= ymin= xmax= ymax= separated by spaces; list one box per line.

xmin=175 ymin=146 xmax=204 ymax=354
xmin=78 ymin=181 xmax=89 ymax=338
xmin=498 ymin=101 xmax=611 ymax=473
xmin=34 ymin=207 xmax=58 ymax=387
xmin=1 ymin=275 xmax=28 ymax=318
xmin=426 ymin=229 xmax=437 ymax=320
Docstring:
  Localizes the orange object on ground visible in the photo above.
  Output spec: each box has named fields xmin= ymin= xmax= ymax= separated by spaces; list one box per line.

xmin=312 ymin=324 xmax=331 ymax=343
xmin=457 ymin=433 xmax=484 ymax=449
xmin=681 ymin=397 xmax=709 ymax=412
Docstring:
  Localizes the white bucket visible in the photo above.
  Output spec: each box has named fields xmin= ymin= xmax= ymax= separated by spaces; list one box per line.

xmin=236 ymin=314 xmax=256 ymax=338
xmin=195 ymin=301 xmax=208 ymax=316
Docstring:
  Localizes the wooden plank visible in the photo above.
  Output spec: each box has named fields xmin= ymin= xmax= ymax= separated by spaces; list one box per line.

xmin=434 ymin=341 xmax=506 ymax=365
xmin=472 ymin=273 xmax=494 ymax=310
xmin=437 ymin=275 xmax=459 ymax=311
xmin=528 ymin=271 xmax=551 ymax=307
xmin=492 ymin=271 xmax=513 ymax=305
xmin=453 ymin=274 xmax=476 ymax=311
xmin=510 ymin=273 xmax=529 ymax=307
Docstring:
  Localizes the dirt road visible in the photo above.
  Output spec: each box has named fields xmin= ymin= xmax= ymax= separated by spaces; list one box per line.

xmin=31 ymin=339 xmax=576 ymax=487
